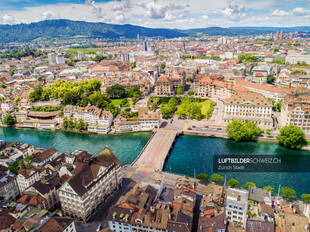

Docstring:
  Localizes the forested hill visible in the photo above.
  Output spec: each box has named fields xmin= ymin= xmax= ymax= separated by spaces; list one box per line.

xmin=0 ymin=19 xmax=186 ymax=43
xmin=0 ymin=19 xmax=310 ymax=43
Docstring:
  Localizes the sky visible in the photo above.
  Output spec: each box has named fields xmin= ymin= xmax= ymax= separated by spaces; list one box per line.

xmin=0 ymin=0 xmax=310 ymax=29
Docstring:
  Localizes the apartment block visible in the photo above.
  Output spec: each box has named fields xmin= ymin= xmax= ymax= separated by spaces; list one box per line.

xmin=225 ymin=188 xmax=249 ymax=228
xmin=279 ymin=94 xmax=310 ymax=132
xmin=58 ymin=148 xmax=122 ymax=222
xmin=223 ymin=92 xmax=273 ymax=129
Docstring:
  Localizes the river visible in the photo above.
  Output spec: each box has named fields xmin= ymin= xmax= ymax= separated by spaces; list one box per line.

xmin=164 ymin=135 xmax=310 ymax=196
xmin=0 ymin=128 xmax=151 ymax=165
xmin=1 ymin=128 xmax=310 ymax=196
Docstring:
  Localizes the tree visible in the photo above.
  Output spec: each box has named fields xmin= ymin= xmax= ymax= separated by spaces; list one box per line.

xmin=29 ymin=85 xmax=43 ymax=102
xmin=148 ymin=97 xmax=160 ymax=111
xmin=263 ymin=186 xmax=274 ymax=194
xmin=3 ymin=114 xmax=16 ymax=126
xmin=76 ymin=119 xmax=88 ymax=131
xmin=160 ymin=63 xmax=166 ymax=70
xmin=176 ymin=86 xmax=184 ymax=95
xmin=127 ymin=87 xmax=141 ymax=98
xmin=291 ymin=69 xmax=307 ymax=75
xmin=14 ymin=97 xmax=21 ymax=110
xmin=301 ymin=194 xmax=310 ymax=203
xmin=226 ymin=120 xmax=262 ymax=142
xmin=273 ymin=48 xmax=279 ymax=53
xmin=227 ymin=178 xmax=240 ymax=188
xmin=92 ymin=54 xmax=109 ymax=63
xmin=280 ymin=187 xmax=296 ymax=199
xmin=277 ymin=125 xmax=306 ymax=149
xmin=238 ymin=54 xmax=258 ymax=63
xmin=267 ymin=74 xmax=276 ymax=84
xmin=65 ymin=59 xmax=75 ymax=66
xmin=8 ymin=161 xmax=19 ymax=175
xmin=89 ymin=91 xmax=110 ymax=109
xmin=266 ymin=129 xmax=272 ymax=136
xmin=62 ymin=91 xmax=75 ymax=105
xmin=245 ymin=182 xmax=256 ymax=189
xmin=196 ymin=173 xmax=208 ymax=181
xmin=106 ymin=84 xmax=126 ymax=99
xmin=23 ymin=155 xmax=33 ymax=168
xmin=210 ymin=174 xmax=224 ymax=184
xmin=187 ymin=90 xmax=195 ymax=96
xmin=131 ymin=61 xmax=136 ymax=69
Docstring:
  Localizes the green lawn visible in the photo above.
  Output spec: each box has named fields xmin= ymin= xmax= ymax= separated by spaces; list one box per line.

xmin=111 ymin=99 xmax=125 ymax=107
xmin=198 ymin=99 xmax=215 ymax=119
xmin=61 ymin=48 xmax=105 ymax=55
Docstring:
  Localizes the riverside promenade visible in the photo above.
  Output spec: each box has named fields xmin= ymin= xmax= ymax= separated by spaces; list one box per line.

xmin=133 ymin=128 xmax=179 ymax=171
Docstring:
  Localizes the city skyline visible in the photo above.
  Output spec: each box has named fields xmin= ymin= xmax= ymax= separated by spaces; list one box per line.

xmin=0 ymin=0 xmax=310 ymax=29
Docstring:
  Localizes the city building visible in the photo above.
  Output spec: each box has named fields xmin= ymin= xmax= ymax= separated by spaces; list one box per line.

xmin=138 ymin=107 xmax=161 ymax=131
xmin=225 ymin=188 xmax=249 ymax=228
xmin=0 ymin=165 xmax=19 ymax=202
xmin=36 ymin=217 xmax=76 ymax=232
xmin=108 ymin=176 xmax=196 ymax=232
xmin=58 ymin=148 xmax=122 ymax=222
xmin=154 ymin=76 xmax=173 ymax=96
xmin=154 ymin=75 xmax=184 ymax=96
xmin=64 ymin=105 xmax=113 ymax=134
xmin=17 ymin=167 xmax=47 ymax=194
xmin=195 ymin=75 xmax=247 ymax=100
xmin=223 ymin=92 xmax=273 ymax=129
xmin=235 ymin=78 xmax=292 ymax=101
xmin=279 ymin=94 xmax=310 ymax=132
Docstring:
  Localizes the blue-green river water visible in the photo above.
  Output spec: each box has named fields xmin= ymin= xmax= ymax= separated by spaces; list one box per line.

xmin=1 ymin=128 xmax=309 ymax=196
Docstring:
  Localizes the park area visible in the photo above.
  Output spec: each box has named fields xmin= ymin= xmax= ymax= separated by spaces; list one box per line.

xmin=111 ymin=98 xmax=134 ymax=108
xmin=147 ymin=97 xmax=215 ymax=120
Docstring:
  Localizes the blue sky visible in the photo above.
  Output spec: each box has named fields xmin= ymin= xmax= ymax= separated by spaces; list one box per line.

xmin=0 ymin=0 xmax=310 ymax=28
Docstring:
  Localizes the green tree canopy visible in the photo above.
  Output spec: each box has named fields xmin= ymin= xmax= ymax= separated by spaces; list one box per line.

xmin=3 ymin=114 xmax=16 ymax=126
xmin=238 ymin=54 xmax=258 ymax=63
xmin=29 ymin=85 xmax=44 ymax=102
xmin=160 ymin=97 xmax=179 ymax=119
xmin=131 ymin=61 xmax=136 ymax=69
xmin=106 ymin=84 xmax=127 ymax=99
xmin=196 ymin=173 xmax=208 ymax=181
xmin=245 ymin=182 xmax=256 ymax=189
xmin=187 ymin=90 xmax=195 ymax=96
xmin=227 ymin=178 xmax=240 ymax=188
xmin=176 ymin=86 xmax=184 ymax=95
xmin=280 ymin=187 xmax=296 ymax=199
xmin=301 ymin=194 xmax=310 ymax=203
xmin=127 ymin=87 xmax=141 ymax=99
xmin=210 ymin=174 xmax=224 ymax=184
xmin=263 ymin=186 xmax=274 ymax=194
xmin=226 ymin=120 xmax=262 ymax=142
xmin=265 ymin=129 xmax=272 ymax=136
xmin=267 ymin=74 xmax=276 ymax=84
xmin=277 ymin=125 xmax=306 ymax=149
xmin=8 ymin=161 xmax=19 ymax=175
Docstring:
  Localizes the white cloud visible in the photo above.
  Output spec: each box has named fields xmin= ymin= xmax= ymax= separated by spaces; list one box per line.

xmin=292 ymin=7 xmax=310 ymax=16
xmin=41 ymin=11 xmax=57 ymax=20
xmin=271 ymin=9 xmax=290 ymax=16
xmin=0 ymin=14 xmax=15 ymax=24
xmin=218 ymin=0 xmax=246 ymax=21
xmin=0 ymin=0 xmax=309 ymax=28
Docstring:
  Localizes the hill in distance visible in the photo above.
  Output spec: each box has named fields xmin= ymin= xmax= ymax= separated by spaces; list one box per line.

xmin=0 ymin=19 xmax=310 ymax=43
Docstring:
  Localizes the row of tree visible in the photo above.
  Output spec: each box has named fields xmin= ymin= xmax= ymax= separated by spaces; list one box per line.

xmin=62 ymin=117 xmax=88 ymax=131
xmin=226 ymin=120 xmax=307 ymax=150
xmin=196 ymin=173 xmax=310 ymax=202
xmin=28 ymin=81 xmax=141 ymax=117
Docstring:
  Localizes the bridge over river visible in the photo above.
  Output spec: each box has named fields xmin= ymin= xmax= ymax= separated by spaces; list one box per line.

xmin=132 ymin=128 xmax=179 ymax=172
